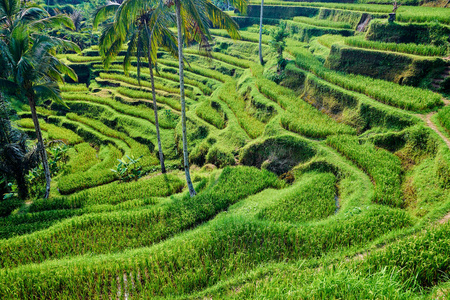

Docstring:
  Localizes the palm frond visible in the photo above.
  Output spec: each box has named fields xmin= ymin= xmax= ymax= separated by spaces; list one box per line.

xmin=205 ymin=1 xmax=240 ymax=40
xmin=92 ymin=2 xmax=120 ymax=30
xmin=33 ymin=82 xmax=67 ymax=108
xmin=28 ymin=14 xmax=76 ymax=31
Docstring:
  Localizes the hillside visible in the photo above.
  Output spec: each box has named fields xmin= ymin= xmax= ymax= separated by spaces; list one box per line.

xmin=1 ymin=0 xmax=450 ymax=298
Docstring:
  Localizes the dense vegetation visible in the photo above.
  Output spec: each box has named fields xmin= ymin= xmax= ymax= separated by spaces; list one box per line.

xmin=1 ymin=0 xmax=450 ymax=298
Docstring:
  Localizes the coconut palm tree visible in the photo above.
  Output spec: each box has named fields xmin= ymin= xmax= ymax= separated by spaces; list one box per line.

xmin=93 ymin=1 xmax=178 ymax=174
xmin=164 ymin=0 xmax=247 ymax=197
xmin=0 ymin=17 xmax=79 ymax=198
xmin=0 ymin=93 xmax=40 ymax=199
xmin=0 ymin=0 xmax=74 ymax=38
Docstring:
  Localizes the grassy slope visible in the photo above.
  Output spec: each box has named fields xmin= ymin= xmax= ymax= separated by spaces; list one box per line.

xmin=2 ymin=6 xmax=450 ymax=299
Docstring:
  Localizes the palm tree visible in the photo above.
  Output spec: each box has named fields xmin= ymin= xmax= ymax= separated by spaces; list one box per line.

xmin=93 ymin=1 xmax=178 ymax=174
xmin=164 ymin=0 xmax=247 ymax=197
xmin=0 ymin=93 xmax=39 ymax=199
xmin=259 ymin=0 xmax=264 ymax=65
xmin=0 ymin=0 xmax=74 ymax=38
xmin=0 ymin=4 xmax=79 ymax=198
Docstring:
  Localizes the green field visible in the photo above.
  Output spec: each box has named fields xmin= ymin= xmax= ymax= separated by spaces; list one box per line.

xmin=1 ymin=0 xmax=450 ymax=299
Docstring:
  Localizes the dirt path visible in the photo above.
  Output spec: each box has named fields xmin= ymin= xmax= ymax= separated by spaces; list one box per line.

xmin=422 ymin=112 xmax=450 ymax=150
xmin=438 ymin=212 xmax=450 ymax=224
xmin=417 ymin=98 xmax=450 ymax=150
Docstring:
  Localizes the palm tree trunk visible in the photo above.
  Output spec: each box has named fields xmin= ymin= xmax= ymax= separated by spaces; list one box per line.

xmin=28 ymin=95 xmax=51 ymax=199
xmin=148 ymin=55 xmax=166 ymax=173
xmin=175 ymin=0 xmax=196 ymax=197
xmin=144 ymin=20 xmax=166 ymax=174
xmin=259 ymin=0 xmax=264 ymax=65
xmin=16 ymin=173 xmax=28 ymax=200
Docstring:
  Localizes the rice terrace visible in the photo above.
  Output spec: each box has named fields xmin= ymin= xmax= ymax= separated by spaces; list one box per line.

xmin=1 ymin=0 xmax=450 ymax=298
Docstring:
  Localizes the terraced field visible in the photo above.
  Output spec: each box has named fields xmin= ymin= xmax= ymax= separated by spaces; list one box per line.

xmin=1 ymin=0 xmax=450 ymax=299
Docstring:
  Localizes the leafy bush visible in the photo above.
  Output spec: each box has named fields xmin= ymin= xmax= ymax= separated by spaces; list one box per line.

xmin=110 ymin=155 xmax=143 ymax=182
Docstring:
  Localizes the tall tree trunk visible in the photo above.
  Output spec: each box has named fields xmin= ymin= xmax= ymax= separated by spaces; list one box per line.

xmin=28 ymin=95 xmax=51 ymax=199
xmin=175 ymin=0 xmax=196 ymax=197
xmin=145 ymin=21 xmax=166 ymax=174
xmin=148 ymin=53 xmax=166 ymax=173
xmin=15 ymin=173 xmax=28 ymax=200
xmin=259 ymin=0 xmax=264 ymax=65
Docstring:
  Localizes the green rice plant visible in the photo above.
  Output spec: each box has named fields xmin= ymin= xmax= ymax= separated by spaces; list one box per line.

xmin=16 ymin=118 xmax=83 ymax=145
xmin=96 ymin=62 xmax=215 ymax=95
xmin=64 ymin=54 xmax=102 ymax=63
xmin=282 ymin=20 xmax=354 ymax=43
xmin=211 ymin=28 xmax=271 ymax=44
xmin=0 ymin=204 xmax=412 ymax=298
xmin=195 ymin=99 xmax=227 ymax=129
xmin=345 ymin=36 xmax=448 ymax=57
xmin=0 ymin=209 xmax=85 ymax=239
xmin=248 ymin=1 xmax=392 ymax=12
xmin=317 ymin=34 xmax=346 ymax=48
xmin=65 ymin=142 xmax=100 ymax=174
xmin=293 ymin=16 xmax=352 ymax=29
xmin=33 ymin=173 xmax=184 ymax=212
xmin=259 ymin=172 xmax=337 ymax=223
xmin=396 ymin=6 xmax=450 ymax=24
xmin=250 ymin=2 xmax=450 ymax=24
xmin=254 ymin=75 xmax=355 ymax=137
xmin=58 ymin=145 xmax=122 ymax=194
xmin=326 ymin=134 xmax=403 ymax=207
xmin=60 ymin=84 xmax=89 ymax=93
xmin=205 ymin=145 xmax=235 ymax=168
xmin=0 ymin=167 xmax=280 ymax=269
xmin=158 ymin=59 xmax=230 ymax=84
xmin=287 ymin=40 xmax=443 ymax=111
xmin=218 ymin=81 xmax=265 ymax=139
xmin=184 ymin=49 xmax=252 ymax=69
xmin=97 ymin=72 xmax=183 ymax=96
xmin=64 ymin=113 xmax=157 ymax=168
xmin=62 ymin=92 xmax=178 ymax=129
xmin=437 ymin=106 xmax=450 ymax=135
xmin=363 ymin=222 xmax=450 ymax=289
xmin=116 ymin=87 xmax=182 ymax=111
